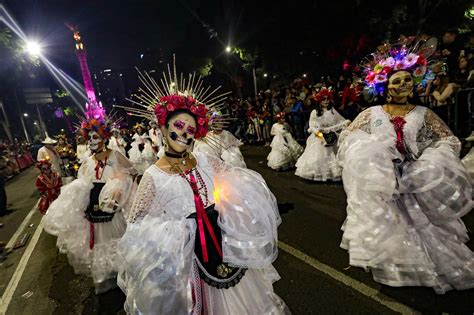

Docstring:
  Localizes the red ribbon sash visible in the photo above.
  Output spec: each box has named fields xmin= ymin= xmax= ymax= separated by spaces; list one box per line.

xmin=188 ymin=173 xmax=222 ymax=263
xmin=390 ymin=116 xmax=407 ymax=155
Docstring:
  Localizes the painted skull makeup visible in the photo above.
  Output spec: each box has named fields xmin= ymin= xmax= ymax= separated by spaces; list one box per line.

xmin=388 ymin=71 xmax=413 ymax=99
xmin=41 ymin=164 xmax=51 ymax=174
xmin=88 ymin=131 xmax=104 ymax=152
xmin=164 ymin=112 xmax=197 ymax=154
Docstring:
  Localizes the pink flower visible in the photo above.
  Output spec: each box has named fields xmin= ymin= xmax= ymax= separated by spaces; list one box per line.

xmin=394 ymin=60 xmax=405 ymax=71
xmin=198 ymin=117 xmax=207 ymax=126
xmin=154 ymin=105 xmax=167 ymax=125
xmin=402 ymin=53 xmax=419 ymax=68
xmin=166 ymin=104 xmax=176 ymax=111
xmin=413 ymin=66 xmax=426 ymax=77
xmin=381 ymin=57 xmax=395 ymax=67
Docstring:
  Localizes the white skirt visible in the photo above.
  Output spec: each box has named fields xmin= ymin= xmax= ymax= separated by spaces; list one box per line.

xmin=295 ymin=134 xmax=341 ymax=181
xmin=267 ymin=134 xmax=295 ymax=170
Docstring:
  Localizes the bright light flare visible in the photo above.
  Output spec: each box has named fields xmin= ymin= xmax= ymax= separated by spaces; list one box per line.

xmin=25 ymin=41 xmax=42 ymax=56
xmin=263 ymin=73 xmax=268 ymax=78
xmin=225 ymin=46 xmax=231 ymax=53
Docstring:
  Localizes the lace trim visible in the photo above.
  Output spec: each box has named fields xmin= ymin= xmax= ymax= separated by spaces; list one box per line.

xmin=127 ymin=172 xmax=156 ymax=223
xmin=417 ymin=108 xmax=461 ymax=154
xmin=339 ymin=108 xmax=372 ymax=144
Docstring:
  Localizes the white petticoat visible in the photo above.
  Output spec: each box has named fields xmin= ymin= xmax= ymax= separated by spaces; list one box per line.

xmin=295 ymin=134 xmax=341 ymax=181
xmin=267 ymin=134 xmax=297 ymax=170
xmin=44 ymin=178 xmax=128 ymax=293
xmin=339 ymin=130 xmax=474 ymax=294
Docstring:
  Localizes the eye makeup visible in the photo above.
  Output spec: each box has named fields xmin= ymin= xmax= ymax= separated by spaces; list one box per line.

xmin=173 ymin=120 xmax=186 ymax=130
xmin=187 ymin=126 xmax=196 ymax=135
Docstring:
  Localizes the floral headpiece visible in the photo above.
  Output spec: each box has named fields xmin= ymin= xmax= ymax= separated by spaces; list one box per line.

xmin=132 ymin=122 xmax=145 ymax=131
xmin=314 ymin=88 xmax=334 ymax=102
xmin=154 ymin=95 xmax=209 ymax=139
xmin=275 ymin=112 xmax=286 ymax=121
xmin=80 ymin=118 xmax=111 ymax=139
xmin=36 ymin=159 xmax=52 ymax=170
xmin=120 ymin=56 xmax=231 ymax=141
xmin=361 ymin=41 xmax=430 ymax=95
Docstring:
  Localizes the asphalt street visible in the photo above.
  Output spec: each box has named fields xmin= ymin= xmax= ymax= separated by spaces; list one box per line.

xmin=0 ymin=146 xmax=473 ymax=314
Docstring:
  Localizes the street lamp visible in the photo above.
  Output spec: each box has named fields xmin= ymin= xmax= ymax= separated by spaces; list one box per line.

xmin=225 ymin=46 xmax=232 ymax=53
xmin=25 ymin=40 xmax=42 ymax=56
xmin=23 ymin=113 xmax=28 ymax=117
xmin=303 ymin=73 xmax=307 ymax=78
xmin=263 ymin=73 xmax=268 ymax=78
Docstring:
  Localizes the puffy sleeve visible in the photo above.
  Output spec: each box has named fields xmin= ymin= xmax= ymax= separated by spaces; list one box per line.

xmin=338 ymin=108 xmax=372 ymax=146
xmin=270 ymin=123 xmax=278 ymax=136
xmin=307 ymin=110 xmax=319 ymax=133
xmin=319 ymin=109 xmax=350 ymax=133
xmin=398 ymin=109 xmax=472 ymax=227
xmin=99 ymin=151 xmax=137 ymax=214
xmin=208 ymin=154 xmax=281 ymax=268
xmin=127 ymin=171 xmax=157 ymax=224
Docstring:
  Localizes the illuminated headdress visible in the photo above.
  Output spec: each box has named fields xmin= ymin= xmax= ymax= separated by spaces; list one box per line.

xmin=80 ymin=118 xmax=112 ymax=140
xmin=36 ymin=159 xmax=52 ymax=170
xmin=275 ymin=112 xmax=286 ymax=121
xmin=360 ymin=40 xmax=435 ymax=95
xmin=314 ymin=88 xmax=334 ymax=102
xmin=132 ymin=122 xmax=145 ymax=131
xmin=116 ymin=55 xmax=231 ymax=140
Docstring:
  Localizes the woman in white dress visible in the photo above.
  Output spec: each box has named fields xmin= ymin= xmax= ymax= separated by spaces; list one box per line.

xmin=194 ymin=129 xmax=247 ymax=168
xmin=295 ymin=89 xmax=350 ymax=181
xmin=44 ymin=118 xmax=136 ymax=294
xmin=127 ymin=122 xmax=156 ymax=176
xmin=108 ymin=128 xmax=127 ymax=156
xmin=267 ymin=112 xmax=303 ymax=171
xmin=117 ymin=75 xmax=289 ymax=314
xmin=338 ymin=44 xmax=474 ymax=294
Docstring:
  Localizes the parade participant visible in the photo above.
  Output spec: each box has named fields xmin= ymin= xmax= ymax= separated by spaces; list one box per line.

xmin=56 ymin=134 xmax=76 ymax=180
xmin=44 ymin=118 xmax=136 ymax=294
xmin=37 ymin=136 xmax=62 ymax=175
xmin=0 ymin=147 xmax=12 ymax=217
xmin=35 ymin=160 xmax=62 ymax=215
xmin=108 ymin=128 xmax=127 ymax=156
xmin=338 ymin=42 xmax=474 ymax=294
xmin=117 ymin=68 xmax=289 ymax=314
xmin=128 ymin=122 xmax=156 ymax=176
xmin=148 ymin=120 xmax=163 ymax=154
xmin=75 ymin=133 xmax=90 ymax=164
xmin=194 ymin=129 xmax=247 ymax=168
xmin=267 ymin=112 xmax=303 ymax=171
xmin=462 ymin=133 xmax=474 ymax=180
xmin=295 ymin=88 xmax=349 ymax=181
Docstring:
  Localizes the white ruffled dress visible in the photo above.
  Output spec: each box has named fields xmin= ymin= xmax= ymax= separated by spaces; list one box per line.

xmin=338 ymin=105 xmax=474 ymax=294
xmin=295 ymin=109 xmax=349 ymax=181
xmin=267 ymin=123 xmax=303 ymax=170
xmin=462 ymin=147 xmax=474 ymax=180
xmin=194 ymin=130 xmax=247 ymax=168
xmin=128 ymin=133 xmax=156 ymax=175
xmin=117 ymin=152 xmax=289 ymax=314
xmin=44 ymin=150 xmax=136 ymax=294
xmin=108 ymin=136 xmax=127 ymax=156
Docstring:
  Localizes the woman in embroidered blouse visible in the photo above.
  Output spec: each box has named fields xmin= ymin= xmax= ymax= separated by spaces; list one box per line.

xmin=338 ymin=46 xmax=474 ymax=294
xmin=117 ymin=92 xmax=289 ymax=314
xmin=44 ymin=118 xmax=136 ymax=294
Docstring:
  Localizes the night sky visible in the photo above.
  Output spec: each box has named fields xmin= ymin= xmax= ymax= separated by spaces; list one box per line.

xmin=4 ymin=0 xmax=473 ymax=78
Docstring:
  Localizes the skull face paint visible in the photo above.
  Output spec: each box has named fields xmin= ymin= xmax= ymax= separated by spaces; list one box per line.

xmin=387 ymin=71 xmax=413 ymax=100
xmin=163 ymin=112 xmax=197 ymax=154
xmin=40 ymin=164 xmax=51 ymax=174
xmin=88 ymin=131 xmax=104 ymax=152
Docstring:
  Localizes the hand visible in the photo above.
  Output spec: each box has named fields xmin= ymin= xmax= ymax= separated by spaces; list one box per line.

xmin=442 ymin=49 xmax=451 ymax=56
xmin=100 ymin=198 xmax=119 ymax=212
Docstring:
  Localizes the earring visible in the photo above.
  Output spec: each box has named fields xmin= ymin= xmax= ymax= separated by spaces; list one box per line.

xmin=409 ymin=91 xmax=413 ymax=98
xmin=386 ymin=94 xmax=392 ymax=103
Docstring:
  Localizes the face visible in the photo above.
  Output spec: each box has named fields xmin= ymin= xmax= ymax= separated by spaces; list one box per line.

xmin=163 ymin=112 xmax=197 ymax=154
xmin=40 ymin=164 xmax=51 ymax=174
xmin=136 ymin=126 xmax=144 ymax=135
xmin=150 ymin=121 xmax=158 ymax=129
xmin=88 ymin=131 xmax=104 ymax=152
xmin=459 ymin=57 xmax=468 ymax=69
xmin=112 ymin=130 xmax=120 ymax=137
xmin=58 ymin=138 xmax=65 ymax=145
xmin=387 ymin=71 xmax=413 ymax=99
xmin=321 ymin=97 xmax=330 ymax=108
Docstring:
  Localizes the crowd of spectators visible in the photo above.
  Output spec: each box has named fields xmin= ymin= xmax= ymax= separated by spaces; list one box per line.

xmin=227 ymin=29 xmax=474 ymax=143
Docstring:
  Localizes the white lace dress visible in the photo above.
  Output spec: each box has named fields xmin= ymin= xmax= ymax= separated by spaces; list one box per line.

xmin=44 ymin=150 xmax=136 ymax=293
xmin=338 ymin=105 xmax=474 ymax=294
xmin=194 ymin=130 xmax=247 ymax=168
xmin=117 ymin=152 xmax=289 ymax=314
xmin=267 ymin=123 xmax=303 ymax=170
xmin=295 ymin=109 xmax=349 ymax=181
xmin=128 ymin=133 xmax=156 ymax=175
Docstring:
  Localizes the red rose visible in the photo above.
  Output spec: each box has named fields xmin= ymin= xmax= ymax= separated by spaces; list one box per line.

xmin=382 ymin=66 xmax=392 ymax=74
xmin=416 ymin=54 xmax=427 ymax=66
xmin=166 ymin=104 xmax=175 ymax=111
xmin=154 ymin=105 xmax=167 ymax=125
xmin=198 ymin=117 xmax=207 ymax=126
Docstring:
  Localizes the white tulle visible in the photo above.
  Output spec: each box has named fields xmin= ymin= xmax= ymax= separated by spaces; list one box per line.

xmin=296 ymin=109 xmax=349 ymax=181
xmin=194 ymin=130 xmax=247 ymax=168
xmin=108 ymin=136 xmax=127 ymax=156
xmin=128 ymin=134 xmax=156 ymax=175
xmin=118 ymin=152 xmax=289 ymax=314
xmin=267 ymin=123 xmax=303 ymax=170
xmin=338 ymin=106 xmax=474 ymax=294
xmin=462 ymin=147 xmax=474 ymax=181
xmin=43 ymin=150 xmax=136 ymax=293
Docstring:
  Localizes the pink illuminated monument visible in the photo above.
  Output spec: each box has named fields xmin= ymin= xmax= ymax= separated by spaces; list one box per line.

xmin=66 ymin=24 xmax=105 ymax=120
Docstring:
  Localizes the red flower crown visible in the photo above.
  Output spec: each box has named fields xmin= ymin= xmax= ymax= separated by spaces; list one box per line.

xmin=154 ymin=95 xmax=209 ymax=139
xmin=36 ymin=159 xmax=52 ymax=170
xmin=314 ymin=88 xmax=334 ymax=102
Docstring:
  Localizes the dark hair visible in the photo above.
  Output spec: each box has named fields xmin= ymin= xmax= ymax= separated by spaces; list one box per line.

xmin=164 ymin=109 xmax=197 ymax=128
xmin=316 ymin=101 xmax=334 ymax=117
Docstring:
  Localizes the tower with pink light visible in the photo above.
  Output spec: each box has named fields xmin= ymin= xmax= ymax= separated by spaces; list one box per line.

xmin=67 ymin=24 xmax=106 ymax=120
